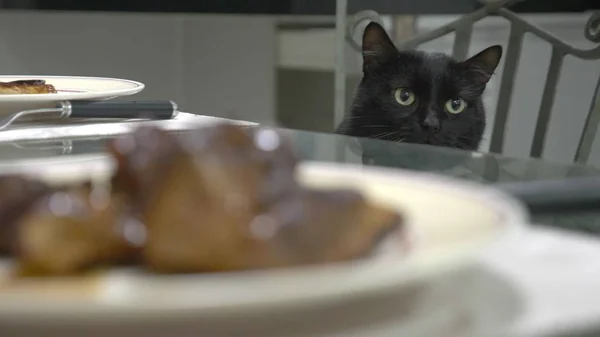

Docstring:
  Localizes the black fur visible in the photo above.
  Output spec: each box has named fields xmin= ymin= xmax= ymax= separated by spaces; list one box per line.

xmin=336 ymin=22 xmax=502 ymax=151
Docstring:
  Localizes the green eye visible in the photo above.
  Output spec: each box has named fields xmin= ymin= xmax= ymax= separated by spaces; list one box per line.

xmin=445 ymin=98 xmax=467 ymax=114
xmin=393 ymin=88 xmax=416 ymax=106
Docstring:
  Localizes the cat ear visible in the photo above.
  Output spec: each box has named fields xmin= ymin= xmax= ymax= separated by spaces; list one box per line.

xmin=362 ymin=22 xmax=397 ymax=70
xmin=462 ymin=45 xmax=503 ymax=84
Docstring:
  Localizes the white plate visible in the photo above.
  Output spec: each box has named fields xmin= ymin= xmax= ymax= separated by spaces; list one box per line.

xmin=0 ymin=158 xmax=527 ymax=333
xmin=0 ymin=75 xmax=144 ymax=114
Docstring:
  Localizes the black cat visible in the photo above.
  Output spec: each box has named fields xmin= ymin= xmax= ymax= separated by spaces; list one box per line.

xmin=336 ymin=22 xmax=502 ymax=151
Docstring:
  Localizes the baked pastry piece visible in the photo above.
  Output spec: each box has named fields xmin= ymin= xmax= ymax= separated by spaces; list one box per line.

xmin=109 ymin=125 xmax=403 ymax=273
xmin=0 ymin=80 xmax=57 ymax=94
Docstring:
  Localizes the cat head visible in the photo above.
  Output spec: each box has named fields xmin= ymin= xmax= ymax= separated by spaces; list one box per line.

xmin=346 ymin=22 xmax=502 ymax=150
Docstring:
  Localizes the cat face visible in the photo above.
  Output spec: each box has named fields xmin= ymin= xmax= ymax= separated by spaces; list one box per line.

xmin=337 ymin=22 xmax=502 ymax=151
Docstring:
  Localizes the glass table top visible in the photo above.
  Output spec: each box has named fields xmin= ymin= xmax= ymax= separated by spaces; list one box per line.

xmin=2 ymin=128 xmax=599 ymax=181
xmin=1 ymin=126 xmax=600 ymax=234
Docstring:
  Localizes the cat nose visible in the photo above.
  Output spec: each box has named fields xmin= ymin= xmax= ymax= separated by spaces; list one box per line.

xmin=422 ymin=114 xmax=440 ymax=133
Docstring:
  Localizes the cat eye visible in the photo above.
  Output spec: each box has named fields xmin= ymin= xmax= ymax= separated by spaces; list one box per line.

xmin=444 ymin=98 xmax=467 ymax=114
xmin=393 ymin=88 xmax=416 ymax=106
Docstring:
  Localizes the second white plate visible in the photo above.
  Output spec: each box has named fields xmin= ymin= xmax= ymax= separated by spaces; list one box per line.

xmin=0 ymin=158 xmax=527 ymax=325
xmin=0 ymin=75 xmax=144 ymax=114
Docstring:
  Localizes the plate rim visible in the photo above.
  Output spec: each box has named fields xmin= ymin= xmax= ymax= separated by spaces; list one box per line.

xmin=0 ymin=160 xmax=528 ymax=323
xmin=0 ymin=75 xmax=144 ymax=101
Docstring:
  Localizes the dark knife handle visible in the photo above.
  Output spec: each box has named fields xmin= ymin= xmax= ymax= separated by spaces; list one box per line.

xmin=496 ymin=177 xmax=600 ymax=215
xmin=62 ymin=100 xmax=178 ymax=120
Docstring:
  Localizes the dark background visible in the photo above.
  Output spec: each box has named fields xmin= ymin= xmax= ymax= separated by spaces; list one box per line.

xmin=0 ymin=0 xmax=598 ymax=14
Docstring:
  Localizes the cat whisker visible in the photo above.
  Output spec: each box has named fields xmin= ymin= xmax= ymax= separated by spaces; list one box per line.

xmin=454 ymin=139 xmax=477 ymax=151
xmin=371 ymin=134 xmax=393 ymax=139
xmin=361 ymin=124 xmax=391 ymax=128
xmin=456 ymin=136 xmax=478 ymax=144
xmin=371 ymin=131 xmax=409 ymax=143
xmin=371 ymin=131 xmax=401 ymax=140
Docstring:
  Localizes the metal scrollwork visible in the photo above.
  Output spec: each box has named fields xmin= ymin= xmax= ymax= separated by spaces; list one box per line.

xmin=346 ymin=10 xmax=385 ymax=52
xmin=346 ymin=2 xmax=600 ymax=59
xmin=586 ymin=12 xmax=600 ymax=43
